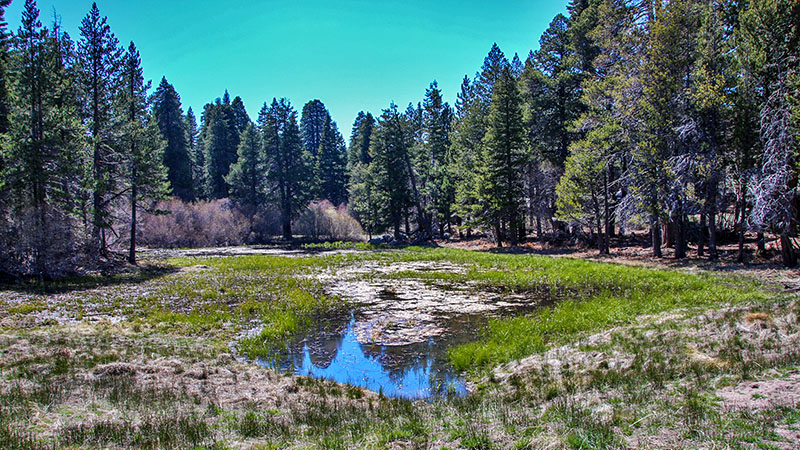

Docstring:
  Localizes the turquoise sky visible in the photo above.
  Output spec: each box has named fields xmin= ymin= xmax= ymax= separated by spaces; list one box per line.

xmin=6 ymin=0 xmax=568 ymax=134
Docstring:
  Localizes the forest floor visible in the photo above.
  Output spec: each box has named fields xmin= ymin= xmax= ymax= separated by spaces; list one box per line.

xmin=0 ymin=246 xmax=798 ymax=449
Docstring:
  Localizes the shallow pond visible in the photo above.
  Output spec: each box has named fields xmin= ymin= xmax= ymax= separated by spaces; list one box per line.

xmin=261 ymin=261 xmax=544 ymax=400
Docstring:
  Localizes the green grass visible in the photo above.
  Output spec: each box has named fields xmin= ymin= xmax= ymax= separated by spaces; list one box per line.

xmin=158 ymin=254 xmax=348 ymax=358
xmin=1 ymin=246 xmax=794 ymax=449
xmin=437 ymin=251 xmax=774 ymax=372
xmin=7 ymin=301 xmax=46 ymax=315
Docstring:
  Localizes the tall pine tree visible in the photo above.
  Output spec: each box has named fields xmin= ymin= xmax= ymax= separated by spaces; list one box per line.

xmin=77 ymin=1 xmax=122 ymax=257
xmin=117 ymin=42 xmax=167 ymax=264
xmin=478 ymin=66 xmax=526 ymax=246
xmin=262 ymin=98 xmax=312 ymax=240
xmin=153 ymin=77 xmax=192 ymax=200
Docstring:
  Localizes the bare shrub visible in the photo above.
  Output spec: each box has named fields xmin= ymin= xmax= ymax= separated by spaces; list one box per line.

xmin=295 ymin=200 xmax=364 ymax=241
xmin=139 ymin=199 xmax=251 ymax=248
xmin=0 ymin=205 xmax=88 ymax=278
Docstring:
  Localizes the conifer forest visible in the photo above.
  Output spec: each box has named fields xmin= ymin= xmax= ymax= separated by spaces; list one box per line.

xmin=0 ymin=1 xmax=799 ymax=449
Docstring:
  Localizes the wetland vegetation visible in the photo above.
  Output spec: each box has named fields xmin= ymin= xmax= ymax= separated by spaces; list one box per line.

xmin=1 ymin=246 xmax=799 ymax=449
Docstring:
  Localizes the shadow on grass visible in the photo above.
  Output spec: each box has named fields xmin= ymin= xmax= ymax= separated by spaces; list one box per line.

xmin=0 ymin=263 xmax=180 ymax=295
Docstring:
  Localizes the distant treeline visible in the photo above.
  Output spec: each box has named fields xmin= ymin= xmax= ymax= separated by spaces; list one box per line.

xmin=0 ymin=0 xmax=798 ymax=278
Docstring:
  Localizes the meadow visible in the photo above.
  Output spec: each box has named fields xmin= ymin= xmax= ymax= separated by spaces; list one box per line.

xmin=0 ymin=247 xmax=798 ymax=449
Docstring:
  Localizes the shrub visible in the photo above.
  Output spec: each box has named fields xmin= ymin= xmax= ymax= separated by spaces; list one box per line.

xmin=139 ymin=198 xmax=251 ymax=248
xmin=295 ymin=200 xmax=364 ymax=241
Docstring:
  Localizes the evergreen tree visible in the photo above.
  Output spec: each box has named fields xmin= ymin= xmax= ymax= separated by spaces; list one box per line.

xmin=347 ymin=111 xmax=377 ymax=229
xmin=347 ymin=160 xmax=380 ymax=238
xmin=262 ymin=98 xmax=312 ymax=239
xmin=225 ymin=122 xmax=264 ymax=205
xmin=637 ymin=0 xmax=702 ymax=259
xmin=6 ymin=0 xmax=86 ymax=274
xmin=741 ymin=0 xmax=800 ymax=266
xmin=152 ymin=77 xmax=192 ymax=200
xmin=77 ymin=1 xmax=122 ymax=257
xmin=370 ymin=103 xmax=413 ymax=238
xmin=533 ymin=14 xmax=583 ymax=167
xmin=185 ymin=107 xmax=204 ymax=199
xmin=452 ymin=46 xmax=510 ymax=234
xmin=231 ymin=95 xmax=250 ymax=133
xmin=117 ymin=42 xmax=167 ymax=264
xmin=201 ymin=94 xmax=241 ymax=198
xmin=419 ymin=81 xmax=454 ymax=234
xmin=478 ymin=66 xmax=526 ymax=246
xmin=0 ymin=0 xmax=12 ymax=134
xmin=316 ymin=115 xmax=348 ymax=205
xmin=347 ymin=111 xmax=374 ymax=167
xmin=301 ymin=99 xmax=329 ymax=158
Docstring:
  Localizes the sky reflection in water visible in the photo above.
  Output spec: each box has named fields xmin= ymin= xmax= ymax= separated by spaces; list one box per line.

xmin=267 ymin=317 xmax=467 ymax=400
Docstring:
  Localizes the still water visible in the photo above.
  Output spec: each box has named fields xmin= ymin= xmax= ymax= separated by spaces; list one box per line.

xmin=257 ymin=263 xmax=542 ymax=400
xmin=273 ymin=315 xmax=468 ymax=399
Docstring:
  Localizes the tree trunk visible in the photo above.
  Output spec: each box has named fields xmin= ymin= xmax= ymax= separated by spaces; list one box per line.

xmin=675 ymin=214 xmax=686 ymax=259
xmin=129 ymin=181 xmax=137 ymax=265
xmin=662 ymin=221 xmax=674 ymax=248
xmin=494 ymin=222 xmax=503 ymax=247
xmin=652 ymin=222 xmax=662 ymax=258
xmin=757 ymin=232 xmax=766 ymax=253
xmin=603 ymin=170 xmax=611 ymax=255
xmin=737 ymin=195 xmax=746 ymax=263
xmin=536 ymin=216 xmax=542 ymax=241
xmin=698 ymin=213 xmax=706 ymax=257
xmin=708 ymin=207 xmax=718 ymax=260
xmin=282 ymin=216 xmax=292 ymax=241
xmin=595 ymin=216 xmax=605 ymax=255
xmin=780 ymin=233 xmax=797 ymax=267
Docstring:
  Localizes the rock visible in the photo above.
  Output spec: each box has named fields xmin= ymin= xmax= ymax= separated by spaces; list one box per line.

xmin=443 ymin=232 xmax=451 ymax=240
xmin=382 ymin=235 xmax=393 ymax=243
xmin=369 ymin=238 xmax=384 ymax=245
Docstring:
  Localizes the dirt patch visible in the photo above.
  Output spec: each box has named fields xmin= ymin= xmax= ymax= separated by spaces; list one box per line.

xmin=717 ymin=371 xmax=800 ymax=411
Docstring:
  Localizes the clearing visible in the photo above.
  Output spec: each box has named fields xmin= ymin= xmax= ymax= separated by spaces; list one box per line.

xmin=0 ymin=246 xmax=798 ymax=449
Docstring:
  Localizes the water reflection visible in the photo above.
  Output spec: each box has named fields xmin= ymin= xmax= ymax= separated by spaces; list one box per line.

xmin=266 ymin=315 xmax=468 ymax=400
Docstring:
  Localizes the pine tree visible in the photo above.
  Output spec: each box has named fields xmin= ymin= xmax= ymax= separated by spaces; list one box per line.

xmin=347 ymin=111 xmax=377 ymax=229
xmin=0 ymin=0 xmax=12 ymax=134
xmin=201 ymin=94 xmax=241 ymax=198
xmin=420 ymin=81 xmax=454 ymax=234
xmin=478 ymin=66 xmax=526 ymax=246
xmin=153 ymin=77 xmax=192 ymax=200
xmin=452 ymin=46 xmax=510 ymax=234
xmin=77 ymin=1 xmax=123 ymax=257
xmin=316 ymin=115 xmax=348 ymax=205
xmin=117 ymin=42 xmax=167 ymax=264
xmin=347 ymin=111 xmax=374 ymax=167
xmin=533 ymin=14 xmax=583 ymax=167
xmin=231 ymin=95 xmax=250 ymax=134
xmin=637 ymin=0 xmax=702 ymax=259
xmin=301 ymin=99 xmax=329 ymax=158
xmin=370 ymin=103 xmax=412 ymax=238
xmin=7 ymin=0 xmax=86 ymax=274
xmin=262 ymin=98 xmax=312 ymax=240
xmin=226 ymin=122 xmax=264 ymax=206
xmin=741 ymin=0 xmax=800 ymax=266
xmin=185 ymin=107 xmax=204 ymax=199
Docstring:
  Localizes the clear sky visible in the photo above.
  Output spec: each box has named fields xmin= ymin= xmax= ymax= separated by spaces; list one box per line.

xmin=6 ymin=0 xmax=569 ymax=135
